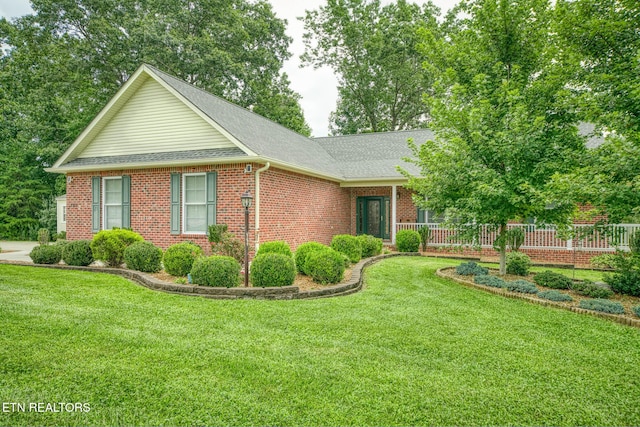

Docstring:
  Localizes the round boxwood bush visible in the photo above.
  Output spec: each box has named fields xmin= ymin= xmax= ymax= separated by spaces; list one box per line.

xmin=533 ymin=270 xmax=573 ymax=289
xmin=250 ymin=253 xmax=296 ymax=287
xmin=163 ymin=242 xmax=203 ymax=276
xmin=604 ymin=269 xmax=640 ymax=297
xmin=357 ymin=234 xmax=383 ymax=258
xmin=124 ymin=241 xmax=163 ymax=273
xmin=294 ymin=242 xmax=328 ymax=274
xmin=331 ymin=234 xmax=362 ymax=263
xmin=396 ymin=229 xmax=420 ymax=252
xmin=29 ymin=245 xmax=62 ymax=264
xmin=191 ymin=256 xmax=240 ymax=287
xmin=256 ymin=240 xmax=293 ymax=258
xmin=62 ymin=240 xmax=94 ymax=266
xmin=506 ymin=252 xmax=532 ymax=276
xmin=456 ymin=261 xmax=489 ymax=276
xmin=90 ymin=228 xmax=144 ymax=267
xmin=305 ymin=248 xmax=345 ymax=284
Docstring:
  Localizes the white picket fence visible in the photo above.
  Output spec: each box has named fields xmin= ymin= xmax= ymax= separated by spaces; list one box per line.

xmin=396 ymin=223 xmax=640 ymax=251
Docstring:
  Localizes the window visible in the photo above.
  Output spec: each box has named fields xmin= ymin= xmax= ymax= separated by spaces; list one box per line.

xmin=62 ymin=206 xmax=66 ymax=223
xmin=103 ymin=177 xmax=123 ymax=229
xmin=183 ymin=173 xmax=207 ymax=234
xmin=417 ymin=208 xmax=444 ymax=224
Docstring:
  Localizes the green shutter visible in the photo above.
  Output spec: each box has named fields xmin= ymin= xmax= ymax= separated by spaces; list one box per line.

xmin=206 ymin=172 xmax=217 ymax=228
xmin=170 ymin=173 xmax=181 ymax=235
xmin=91 ymin=177 xmax=101 ymax=233
xmin=122 ymin=175 xmax=131 ymax=229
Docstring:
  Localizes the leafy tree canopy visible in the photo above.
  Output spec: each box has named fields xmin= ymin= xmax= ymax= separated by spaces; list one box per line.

xmin=302 ymin=0 xmax=441 ymax=135
xmin=401 ymin=0 xmax=588 ymax=273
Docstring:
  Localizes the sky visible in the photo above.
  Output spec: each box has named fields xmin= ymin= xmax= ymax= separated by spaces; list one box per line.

xmin=0 ymin=0 xmax=459 ymax=136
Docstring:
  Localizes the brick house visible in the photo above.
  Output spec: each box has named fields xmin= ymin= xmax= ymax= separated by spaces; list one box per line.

xmin=48 ymin=64 xmax=429 ymax=256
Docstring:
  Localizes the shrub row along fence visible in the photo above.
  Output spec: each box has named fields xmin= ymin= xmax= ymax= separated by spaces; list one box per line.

xmin=397 ymin=223 xmax=640 ymax=252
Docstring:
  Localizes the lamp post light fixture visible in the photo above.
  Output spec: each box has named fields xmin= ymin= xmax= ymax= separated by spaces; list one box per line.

xmin=241 ymin=190 xmax=253 ymax=287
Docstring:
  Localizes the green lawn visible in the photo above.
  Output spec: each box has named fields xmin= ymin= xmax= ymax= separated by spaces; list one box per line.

xmin=1 ymin=258 xmax=639 ymax=426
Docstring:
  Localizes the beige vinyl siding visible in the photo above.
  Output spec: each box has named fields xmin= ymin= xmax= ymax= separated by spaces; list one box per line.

xmin=78 ymin=78 xmax=234 ymax=158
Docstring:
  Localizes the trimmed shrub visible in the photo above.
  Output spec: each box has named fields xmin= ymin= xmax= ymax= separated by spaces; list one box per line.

xmin=455 ymin=261 xmax=488 ymax=276
xmin=537 ymin=290 xmax=573 ymax=302
xmin=533 ymin=270 xmax=572 ymax=290
xmin=357 ymin=234 xmax=383 ymax=258
xmin=62 ymin=240 xmax=94 ymax=266
xmin=331 ymin=234 xmax=362 ymax=263
xmin=604 ymin=269 xmax=640 ymax=297
xmin=396 ymin=229 xmax=421 ymax=252
xmin=90 ymin=228 xmax=144 ymax=267
xmin=29 ymin=245 xmax=62 ymax=264
xmin=250 ymin=253 xmax=296 ymax=288
xmin=163 ymin=242 xmax=204 ymax=276
xmin=571 ymin=280 xmax=614 ymax=299
xmin=633 ymin=305 xmax=640 ymax=317
xmin=294 ymin=242 xmax=328 ymax=274
xmin=579 ymin=299 xmax=625 ymax=315
xmin=474 ymin=274 xmax=506 ymax=288
xmin=191 ymin=256 xmax=240 ymax=288
xmin=256 ymin=240 xmax=293 ymax=258
xmin=211 ymin=232 xmax=245 ymax=264
xmin=506 ymin=252 xmax=532 ymax=276
xmin=306 ymin=248 xmax=345 ymax=284
xmin=505 ymin=279 xmax=538 ymax=294
xmin=124 ymin=241 xmax=163 ymax=273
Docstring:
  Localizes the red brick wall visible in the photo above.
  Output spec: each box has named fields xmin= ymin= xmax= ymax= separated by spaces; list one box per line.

xmin=258 ymin=167 xmax=351 ymax=250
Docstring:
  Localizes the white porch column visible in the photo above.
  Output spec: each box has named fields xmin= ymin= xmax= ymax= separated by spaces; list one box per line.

xmin=391 ymin=185 xmax=397 ymax=244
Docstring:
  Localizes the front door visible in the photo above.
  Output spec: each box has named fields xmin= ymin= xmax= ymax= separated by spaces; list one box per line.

xmin=357 ymin=196 xmax=390 ymax=239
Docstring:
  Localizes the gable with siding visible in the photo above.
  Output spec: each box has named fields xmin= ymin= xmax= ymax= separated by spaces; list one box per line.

xmin=77 ymin=77 xmax=235 ymax=159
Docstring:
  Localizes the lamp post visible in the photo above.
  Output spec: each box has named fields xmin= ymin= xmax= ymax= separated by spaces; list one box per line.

xmin=241 ymin=190 xmax=253 ymax=287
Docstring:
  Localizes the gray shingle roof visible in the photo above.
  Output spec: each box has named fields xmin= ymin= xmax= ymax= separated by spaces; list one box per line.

xmin=315 ymin=129 xmax=433 ymax=179
xmin=63 ymin=147 xmax=247 ymax=168
xmin=147 ymin=65 xmax=344 ymax=179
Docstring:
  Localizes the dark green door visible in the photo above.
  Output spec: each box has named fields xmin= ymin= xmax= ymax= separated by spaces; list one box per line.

xmin=357 ymin=196 xmax=390 ymax=239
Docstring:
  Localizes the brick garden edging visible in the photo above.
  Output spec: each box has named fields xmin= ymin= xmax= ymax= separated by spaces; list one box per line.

xmin=0 ymin=253 xmax=420 ymax=300
xmin=437 ymin=267 xmax=640 ymax=329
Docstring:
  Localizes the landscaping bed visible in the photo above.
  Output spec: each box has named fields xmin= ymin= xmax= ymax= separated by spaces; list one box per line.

xmin=439 ymin=266 xmax=640 ymax=327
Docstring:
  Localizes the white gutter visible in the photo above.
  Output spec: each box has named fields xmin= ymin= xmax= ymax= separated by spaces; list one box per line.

xmin=254 ymin=162 xmax=271 ymax=252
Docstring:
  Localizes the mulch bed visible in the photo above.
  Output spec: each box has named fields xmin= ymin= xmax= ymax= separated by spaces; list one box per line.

xmin=439 ymin=267 xmax=640 ymax=324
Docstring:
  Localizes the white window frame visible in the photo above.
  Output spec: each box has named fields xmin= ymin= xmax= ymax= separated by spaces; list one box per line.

xmin=182 ymin=172 xmax=207 ymax=235
xmin=103 ymin=176 xmax=123 ymax=230
xmin=62 ymin=206 xmax=66 ymax=223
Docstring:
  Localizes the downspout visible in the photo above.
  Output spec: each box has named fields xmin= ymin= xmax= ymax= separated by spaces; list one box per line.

xmin=254 ymin=162 xmax=270 ymax=252
xmin=391 ymin=185 xmax=397 ymax=245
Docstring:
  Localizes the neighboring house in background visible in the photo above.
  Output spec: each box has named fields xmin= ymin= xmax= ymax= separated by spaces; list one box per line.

xmin=47 ymin=64 xmax=427 ymax=256
xmin=56 ymin=195 xmax=66 ymax=234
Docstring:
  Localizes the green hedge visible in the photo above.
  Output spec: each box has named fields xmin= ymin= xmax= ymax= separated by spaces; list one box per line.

xmin=250 ymin=253 xmax=296 ymax=287
xmin=124 ymin=241 xmax=163 ymax=273
xmin=62 ymin=240 xmax=94 ymax=266
xmin=191 ymin=256 xmax=240 ymax=287
xmin=357 ymin=234 xmax=383 ymax=258
xmin=256 ymin=241 xmax=293 ymax=258
xmin=163 ymin=242 xmax=203 ymax=276
xmin=305 ymin=248 xmax=345 ymax=284
xmin=90 ymin=228 xmax=144 ymax=267
xmin=331 ymin=234 xmax=362 ymax=263
xmin=29 ymin=245 xmax=62 ymax=264
xmin=396 ymin=229 xmax=420 ymax=252
xmin=506 ymin=252 xmax=532 ymax=276
xmin=294 ymin=242 xmax=328 ymax=274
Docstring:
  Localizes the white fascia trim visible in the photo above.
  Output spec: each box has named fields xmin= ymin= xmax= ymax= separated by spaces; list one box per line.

xmin=340 ymin=179 xmax=408 ymax=188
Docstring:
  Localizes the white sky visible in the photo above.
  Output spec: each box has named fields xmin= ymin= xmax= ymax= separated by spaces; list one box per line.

xmin=0 ymin=0 xmax=459 ymax=136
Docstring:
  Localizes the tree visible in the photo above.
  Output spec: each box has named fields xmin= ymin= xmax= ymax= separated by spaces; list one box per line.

xmin=302 ymin=0 xmax=440 ymax=135
xmin=401 ymin=0 xmax=587 ymax=274
xmin=553 ymin=0 xmax=640 ymax=222
xmin=0 ymin=0 xmax=310 ymax=239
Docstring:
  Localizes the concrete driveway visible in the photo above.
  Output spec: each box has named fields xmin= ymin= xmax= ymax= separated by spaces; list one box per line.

xmin=0 ymin=241 xmax=38 ymax=263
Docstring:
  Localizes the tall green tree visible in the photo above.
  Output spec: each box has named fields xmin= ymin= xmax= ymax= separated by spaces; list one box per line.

xmin=401 ymin=0 xmax=587 ymax=274
xmin=302 ymin=0 xmax=440 ymax=135
xmin=553 ymin=0 xmax=640 ymax=222
xmin=0 ymin=0 xmax=310 ymax=239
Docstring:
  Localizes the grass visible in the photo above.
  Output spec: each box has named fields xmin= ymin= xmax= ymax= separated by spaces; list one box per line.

xmin=1 ymin=258 xmax=640 ymax=426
